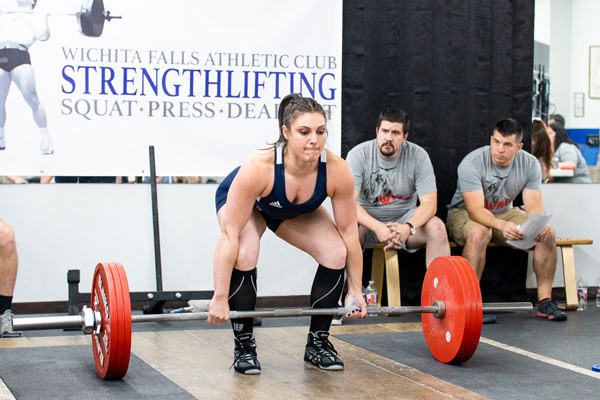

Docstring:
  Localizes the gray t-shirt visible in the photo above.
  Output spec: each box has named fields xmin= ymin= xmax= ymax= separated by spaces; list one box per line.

xmin=346 ymin=139 xmax=437 ymax=222
xmin=447 ymin=146 xmax=542 ymax=214
xmin=554 ymin=142 xmax=591 ymax=183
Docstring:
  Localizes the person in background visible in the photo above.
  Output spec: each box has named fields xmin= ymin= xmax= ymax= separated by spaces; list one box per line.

xmin=547 ymin=123 xmax=591 ymax=183
xmin=548 ymin=113 xmax=565 ymax=129
xmin=531 ymin=120 xmax=554 ymax=183
xmin=345 ymin=107 xmax=450 ymax=266
xmin=341 ymin=106 xmax=451 ymax=325
xmin=447 ymin=118 xmax=567 ymax=322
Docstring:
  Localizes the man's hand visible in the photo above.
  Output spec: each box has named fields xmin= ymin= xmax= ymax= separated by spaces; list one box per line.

xmin=500 ymin=220 xmax=525 ymax=241
xmin=373 ymin=224 xmax=397 ymax=249
xmin=385 ymin=222 xmax=410 ymax=250
xmin=535 ymin=225 xmax=552 ymax=242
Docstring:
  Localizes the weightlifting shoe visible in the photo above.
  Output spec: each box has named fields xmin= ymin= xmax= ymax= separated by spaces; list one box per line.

xmin=304 ymin=331 xmax=344 ymax=370
xmin=1 ymin=309 xmax=23 ymax=338
xmin=40 ymin=136 xmax=54 ymax=155
xmin=536 ymin=299 xmax=567 ymax=321
xmin=231 ymin=333 xmax=261 ymax=375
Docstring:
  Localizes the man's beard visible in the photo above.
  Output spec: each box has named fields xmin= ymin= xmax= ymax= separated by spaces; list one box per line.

xmin=379 ymin=142 xmax=395 ymax=156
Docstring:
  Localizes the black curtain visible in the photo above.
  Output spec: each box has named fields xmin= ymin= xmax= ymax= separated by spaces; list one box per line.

xmin=342 ymin=0 xmax=534 ymax=220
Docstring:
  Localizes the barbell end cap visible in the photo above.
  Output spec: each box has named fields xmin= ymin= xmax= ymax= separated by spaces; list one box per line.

xmin=93 ymin=311 xmax=102 ymax=335
xmin=432 ymin=300 xmax=446 ymax=319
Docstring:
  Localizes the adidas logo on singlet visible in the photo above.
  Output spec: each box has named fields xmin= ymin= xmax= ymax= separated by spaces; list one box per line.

xmin=268 ymin=201 xmax=282 ymax=208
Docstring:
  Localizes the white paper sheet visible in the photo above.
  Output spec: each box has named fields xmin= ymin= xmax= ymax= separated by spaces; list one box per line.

xmin=506 ymin=214 xmax=552 ymax=250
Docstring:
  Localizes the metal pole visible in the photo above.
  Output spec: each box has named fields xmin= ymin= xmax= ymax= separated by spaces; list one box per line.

xmin=148 ymin=145 xmax=163 ymax=292
xmin=130 ymin=305 xmax=441 ymax=323
xmin=10 ymin=302 xmax=533 ymax=332
xmin=129 ymin=302 xmax=532 ymax=323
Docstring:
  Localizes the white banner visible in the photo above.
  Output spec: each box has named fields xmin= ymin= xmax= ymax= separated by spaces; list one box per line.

xmin=0 ymin=0 xmax=342 ymax=176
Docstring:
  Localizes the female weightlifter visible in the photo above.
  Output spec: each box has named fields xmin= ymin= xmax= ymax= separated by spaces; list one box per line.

xmin=209 ymin=93 xmax=367 ymax=374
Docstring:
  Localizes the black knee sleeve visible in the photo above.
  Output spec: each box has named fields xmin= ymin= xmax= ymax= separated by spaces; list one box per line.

xmin=309 ymin=264 xmax=345 ymax=333
xmin=228 ymin=268 xmax=257 ymax=337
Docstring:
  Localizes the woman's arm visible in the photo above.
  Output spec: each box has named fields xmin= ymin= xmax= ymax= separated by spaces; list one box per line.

xmin=327 ymin=152 xmax=367 ymax=316
xmin=208 ymin=154 xmax=270 ymax=323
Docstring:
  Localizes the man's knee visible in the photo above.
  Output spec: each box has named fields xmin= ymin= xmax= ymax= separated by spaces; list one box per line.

xmin=0 ymin=221 xmax=16 ymax=252
xmin=536 ymin=225 xmax=556 ymax=249
xmin=424 ymin=217 xmax=449 ymax=241
xmin=465 ymin=225 xmax=492 ymax=248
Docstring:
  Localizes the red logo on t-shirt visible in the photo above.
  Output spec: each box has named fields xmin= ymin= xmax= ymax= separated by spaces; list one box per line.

xmin=485 ymin=199 xmax=511 ymax=210
xmin=378 ymin=193 xmax=412 ymax=205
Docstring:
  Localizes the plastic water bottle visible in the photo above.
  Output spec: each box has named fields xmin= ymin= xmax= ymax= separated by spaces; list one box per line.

xmin=365 ymin=280 xmax=378 ymax=306
xmin=596 ymin=278 xmax=600 ymax=308
xmin=577 ymin=277 xmax=588 ymax=311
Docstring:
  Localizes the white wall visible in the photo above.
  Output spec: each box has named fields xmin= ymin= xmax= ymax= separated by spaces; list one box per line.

xmin=1 ymin=184 xmax=598 ymax=303
xmin=548 ymin=0 xmax=571 ymax=120
xmin=534 ymin=0 xmax=551 ymax=45
xmin=569 ymin=0 xmax=600 ymax=128
xmin=526 ymin=183 xmax=600 ymax=289
xmin=1 ymin=184 xmax=317 ymax=303
xmin=542 ymin=0 xmax=600 ymax=128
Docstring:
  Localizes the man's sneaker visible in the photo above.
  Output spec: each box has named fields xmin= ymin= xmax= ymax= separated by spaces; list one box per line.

xmin=537 ymin=299 xmax=567 ymax=321
xmin=231 ymin=334 xmax=261 ymax=375
xmin=40 ymin=136 xmax=54 ymax=155
xmin=1 ymin=309 xmax=23 ymax=338
xmin=304 ymin=331 xmax=344 ymax=370
xmin=0 ymin=132 xmax=5 ymax=150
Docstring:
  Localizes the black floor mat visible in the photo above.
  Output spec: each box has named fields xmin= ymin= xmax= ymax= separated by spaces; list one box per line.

xmin=338 ymin=309 xmax=600 ymax=399
xmin=0 ymin=345 xmax=194 ymax=400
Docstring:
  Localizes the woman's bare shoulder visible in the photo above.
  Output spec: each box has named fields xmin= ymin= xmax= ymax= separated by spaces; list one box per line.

xmin=325 ymin=149 xmax=353 ymax=192
xmin=325 ymin=149 xmax=349 ymax=171
xmin=244 ymin=147 xmax=274 ymax=170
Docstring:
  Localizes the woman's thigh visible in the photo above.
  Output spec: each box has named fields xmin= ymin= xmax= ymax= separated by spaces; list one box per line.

xmin=217 ymin=206 xmax=266 ymax=270
xmin=275 ymin=207 xmax=347 ymax=269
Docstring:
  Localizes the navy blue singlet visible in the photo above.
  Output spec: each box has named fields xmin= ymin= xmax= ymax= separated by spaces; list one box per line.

xmin=256 ymin=144 xmax=328 ymax=220
xmin=215 ymin=144 xmax=328 ymax=232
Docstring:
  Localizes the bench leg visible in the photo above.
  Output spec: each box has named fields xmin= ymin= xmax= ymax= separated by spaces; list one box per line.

xmin=371 ymin=248 xmax=385 ymax=306
xmin=559 ymin=245 xmax=578 ymax=311
xmin=384 ymin=249 xmax=401 ymax=307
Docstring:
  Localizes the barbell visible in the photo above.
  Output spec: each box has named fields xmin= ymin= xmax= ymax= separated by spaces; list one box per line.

xmin=0 ymin=0 xmax=120 ymax=37
xmin=9 ymin=256 xmax=534 ymax=380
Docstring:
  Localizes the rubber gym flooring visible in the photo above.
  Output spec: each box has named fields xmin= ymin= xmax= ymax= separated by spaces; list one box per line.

xmin=1 ymin=305 xmax=599 ymax=399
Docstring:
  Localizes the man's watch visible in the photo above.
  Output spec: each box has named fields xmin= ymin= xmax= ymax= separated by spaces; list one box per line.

xmin=406 ymin=222 xmax=417 ymax=235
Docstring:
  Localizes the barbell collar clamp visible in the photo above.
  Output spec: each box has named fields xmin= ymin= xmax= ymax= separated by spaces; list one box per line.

xmin=81 ymin=306 xmax=95 ymax=335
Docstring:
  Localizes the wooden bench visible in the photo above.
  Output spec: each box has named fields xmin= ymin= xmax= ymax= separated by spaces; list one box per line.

xmin=367 ymin=238 xmax=593 ymax=310
xmin=548 ymin=238 xmax=593 ymax=310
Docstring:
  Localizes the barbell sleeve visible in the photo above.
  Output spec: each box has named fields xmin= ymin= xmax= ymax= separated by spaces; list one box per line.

xmin=481 ymin=302 xmax=533 ymax=313
xmin=12 ymin=315 xmax=84 ymax=331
